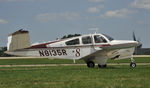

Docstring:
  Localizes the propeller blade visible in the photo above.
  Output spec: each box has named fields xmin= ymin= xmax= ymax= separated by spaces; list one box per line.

xmin=133 ymin=31 xmax=136 ymax=41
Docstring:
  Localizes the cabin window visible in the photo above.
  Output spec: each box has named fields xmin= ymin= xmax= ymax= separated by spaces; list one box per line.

xmin=65 ymin=38 xmax=80 ymax=45
xmin=82 ymin=36 xmax=92 ymax=44
xmin=94 ymin=35 xmax=107 ymax=43
xmin=102 ymin=34 xmax=114 ymax=41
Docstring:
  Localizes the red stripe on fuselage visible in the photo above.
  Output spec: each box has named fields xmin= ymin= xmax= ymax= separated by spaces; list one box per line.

xmin=28 ymin=43 xmax=111 ymax=49
xmin=28 ymin=41 xmax=59 ymax=49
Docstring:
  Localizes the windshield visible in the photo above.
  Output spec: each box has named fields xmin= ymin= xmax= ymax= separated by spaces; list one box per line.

xmin=102 ymin=34 xmax=114 ymax=41
xmin=94 ymin=35 xmax=107 ymax=43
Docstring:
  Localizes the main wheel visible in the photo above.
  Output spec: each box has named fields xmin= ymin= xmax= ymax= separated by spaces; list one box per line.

xmin=130 ymin=62 xmax=136 ymax=68
xmin=98 ymin=64 xmax=107 ymax=68
xmin=87 ymin=61 xmax=95 ymax=68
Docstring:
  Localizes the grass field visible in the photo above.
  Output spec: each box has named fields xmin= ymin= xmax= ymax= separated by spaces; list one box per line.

xmin=0 ymin=57 xmax=150 ymax=65
xmin=0 ymin=65 xmax=150 ymax=88
xmin=0 ymin=57 xmax=149 ymax=88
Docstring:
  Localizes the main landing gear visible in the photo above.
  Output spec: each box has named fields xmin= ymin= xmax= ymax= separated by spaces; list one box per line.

xmin=87 ymin=61 xmax=95 ymax=68
xmin=86 ymin=61 xmax=107 ymax=68
xmin=98 ymin=64 xmax=107 ymax=68
xmin=130 ymin=57 xmax=136 ymax=68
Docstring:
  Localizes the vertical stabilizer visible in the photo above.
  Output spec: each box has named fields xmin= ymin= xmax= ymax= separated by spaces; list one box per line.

xmin=7 ymin=29 xmax=30 ymax=51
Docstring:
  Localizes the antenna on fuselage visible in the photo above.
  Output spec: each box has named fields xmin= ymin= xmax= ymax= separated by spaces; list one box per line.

xmin=89 ymin=28 xmax=99 ymax=34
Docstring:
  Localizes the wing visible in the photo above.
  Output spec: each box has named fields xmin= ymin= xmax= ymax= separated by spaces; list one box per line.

xmin=80 ymin=48 xmax=109 ymax=65
xmin=80 ymin=48 xmax=108 ymax=61
xmin=80 ymin=44 xmax=135 ymax=65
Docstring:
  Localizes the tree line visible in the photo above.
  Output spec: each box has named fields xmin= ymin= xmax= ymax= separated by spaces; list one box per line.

xmin=0 ymin=47 xmax=12 ymax=57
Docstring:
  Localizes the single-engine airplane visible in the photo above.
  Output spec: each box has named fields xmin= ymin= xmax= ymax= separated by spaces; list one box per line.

xmin=5 ymin=29 xmax=139 ymax=68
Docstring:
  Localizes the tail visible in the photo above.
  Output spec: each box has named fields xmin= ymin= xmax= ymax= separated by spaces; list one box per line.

xmin=7 ymin=29 xmax=31 ymax=51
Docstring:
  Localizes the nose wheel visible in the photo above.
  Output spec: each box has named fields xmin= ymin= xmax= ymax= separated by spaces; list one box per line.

xmin=130 ymin=62 xmax=136 ymax=68
xmin=130 ymin=57 xmax=136 ymax=68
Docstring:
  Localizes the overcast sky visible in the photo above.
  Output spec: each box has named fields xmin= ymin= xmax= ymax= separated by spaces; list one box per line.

xmin=0 ymin=0 xmax=150 ymax=48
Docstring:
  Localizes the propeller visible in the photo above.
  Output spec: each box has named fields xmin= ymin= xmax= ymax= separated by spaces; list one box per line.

xmin=133 ymin=31 xmax=142 ymax=43
xmin=132 ymin=31 xmax=142 ymax=55
xmin=133 ymin=31 xmax=137 ymax=41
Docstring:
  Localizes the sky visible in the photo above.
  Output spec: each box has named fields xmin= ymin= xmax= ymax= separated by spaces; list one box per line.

xmin=0 ymin=0 xmax=150 ymax=48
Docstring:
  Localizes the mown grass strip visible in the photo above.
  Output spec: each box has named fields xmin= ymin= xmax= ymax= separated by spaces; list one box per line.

xmin=0 ymin=65 xmax=150 ymax=88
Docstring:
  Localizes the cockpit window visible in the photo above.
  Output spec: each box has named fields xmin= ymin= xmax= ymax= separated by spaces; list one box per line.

xmin=82 ymin=36 xmax=92 ymax=44
xmin=94 ymin=35 xmax=107 ymax=43
xmin=65 ymin=38 xmax=80 ymax=45
xmin=102 ymin=34 xmax=114 ymax=41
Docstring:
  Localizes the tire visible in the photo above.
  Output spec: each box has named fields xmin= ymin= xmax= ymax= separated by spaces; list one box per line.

xmin=130 ymin=62 xmax=136 ymax=68
xmin=98 ymin=64 xmax=107 ymax=68
xmin=87 ymin=61 xmax=95 ymax=68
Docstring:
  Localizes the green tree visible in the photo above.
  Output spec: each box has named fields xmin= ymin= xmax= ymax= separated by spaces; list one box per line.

xmin=61 ymin=34 xmax=81 ymax=39
xmin=0 ymin=47 xmax=11 ymax=57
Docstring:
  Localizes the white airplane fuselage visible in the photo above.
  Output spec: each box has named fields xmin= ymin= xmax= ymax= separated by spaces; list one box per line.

xmin=5 ymin=31 xmax=139 ymax=68
xmin=6 ymin=34 xmax=138 ymax=59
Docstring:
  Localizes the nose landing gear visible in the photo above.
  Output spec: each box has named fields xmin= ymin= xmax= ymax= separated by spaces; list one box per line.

xmin=130 ymin=57 xmax=136 ymax=68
